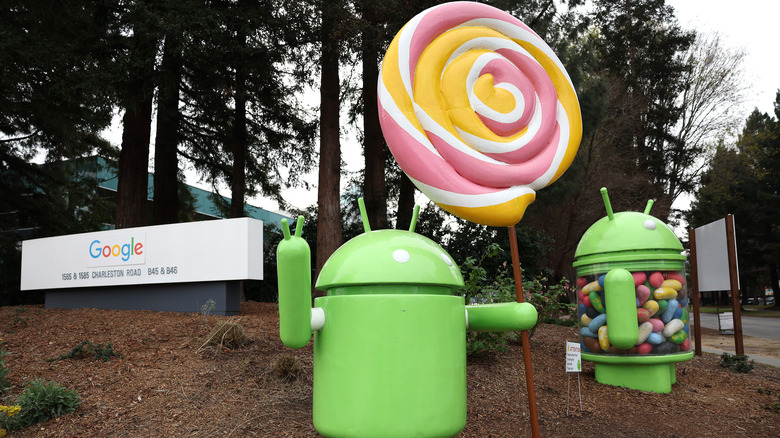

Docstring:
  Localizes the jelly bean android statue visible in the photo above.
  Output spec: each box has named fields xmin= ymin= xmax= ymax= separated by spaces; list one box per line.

xmin=573 ymin=188 xmax=693 ymax=394
xmin=276 ymin=200 xmax=538 ymax=438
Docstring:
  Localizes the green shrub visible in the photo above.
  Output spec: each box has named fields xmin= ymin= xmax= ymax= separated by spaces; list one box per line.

xmin=719 ymin=352 xmax=754 ymax=373
xmin=0 ymin=379 xmax=80 ymax=431
xmin=461 ymin=243 xmax=575 ymax=356
xmin=0 ymin=350 xmax=9 ymax=393
xmin=47 ymin=341 xmax=121 ymax=362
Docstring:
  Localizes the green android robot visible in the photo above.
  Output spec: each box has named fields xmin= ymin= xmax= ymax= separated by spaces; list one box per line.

xmin=277 ymin=200 xmax=537 ymax=437
xmin=573 ymin=188 xmax=693 ymax=393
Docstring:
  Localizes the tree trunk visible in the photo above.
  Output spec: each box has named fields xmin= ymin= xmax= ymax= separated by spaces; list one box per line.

xmin=230 ymin=66 xmax=248 ymax=219
xmin=361 ymin=0 xmax=387 ymax=230
xmin=396 ymin=172 xmax=415 ymax=230
xmin=116 ymin=29 xmax=156 ymax=229
xmin=153 ymin=30 xmax=182 ymax=225
xmin=229 ymin=0 xmax=249 ymax=220
xmin=316 ymin=0 xmax=343 ymax=293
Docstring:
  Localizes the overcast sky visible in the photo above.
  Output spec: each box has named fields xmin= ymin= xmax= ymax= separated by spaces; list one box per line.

xmin=667 ymin=0 xmax=779 ymax=116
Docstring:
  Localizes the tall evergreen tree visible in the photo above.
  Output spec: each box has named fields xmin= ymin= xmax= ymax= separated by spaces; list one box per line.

xmin=591 ymin=0 xmax=694 ymax=217
xmin=0 ymin=1 xmax=117 ymax=304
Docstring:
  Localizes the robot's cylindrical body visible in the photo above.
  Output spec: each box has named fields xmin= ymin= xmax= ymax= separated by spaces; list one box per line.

xmin=312 ymin=294 xmax=466 ymax=438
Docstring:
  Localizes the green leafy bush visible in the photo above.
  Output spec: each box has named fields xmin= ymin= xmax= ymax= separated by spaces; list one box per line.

xmin=461 ymin=243 xmax=575 ymax=356
xmin=47 ymin=340 xmax=121 ymax=362
xmin=719 ymin=352 xmax=754 ymax=373
xmin=0 ymin=379 xmax=80 ymax=431
xmin=0 ymin=350 xmax=9 ymax=393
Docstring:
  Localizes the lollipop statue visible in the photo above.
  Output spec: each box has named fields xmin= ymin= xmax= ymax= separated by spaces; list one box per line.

xmin=277 ymin=2 xmax=581 ymax=437
xmin=378 ymin=1 xmax=581 ymax=435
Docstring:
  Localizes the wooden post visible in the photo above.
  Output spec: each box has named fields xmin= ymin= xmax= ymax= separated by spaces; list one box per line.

xmin=508 ymin=225 xmax=540 ymax=438
xmin=688 ymin=228 xmax=703 ymax=356
xmin=725 ymin=214 xmax=744 ymax=355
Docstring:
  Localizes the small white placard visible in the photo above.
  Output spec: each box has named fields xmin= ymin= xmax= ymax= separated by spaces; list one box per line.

xmin=566 ymin=341 xmax=581 ymax=373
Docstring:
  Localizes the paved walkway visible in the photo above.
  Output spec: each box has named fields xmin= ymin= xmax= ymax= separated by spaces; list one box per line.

xmin=698 ymin=345 xmax=780 ymax=368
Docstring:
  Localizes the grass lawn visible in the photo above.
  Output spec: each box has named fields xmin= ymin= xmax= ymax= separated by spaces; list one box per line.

xmin=698 ymin=305 xmax=780 ymax=317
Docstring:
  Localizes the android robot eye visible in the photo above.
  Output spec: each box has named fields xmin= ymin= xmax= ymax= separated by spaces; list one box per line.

xmin=392 ymin=249 xmax=410 ymax=263
xmin=643 ymin=220 xmax=656 ymax=230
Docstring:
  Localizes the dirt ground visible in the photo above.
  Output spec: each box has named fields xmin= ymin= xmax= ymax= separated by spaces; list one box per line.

xmin=1 ymin=302 xmax=779 ymax=437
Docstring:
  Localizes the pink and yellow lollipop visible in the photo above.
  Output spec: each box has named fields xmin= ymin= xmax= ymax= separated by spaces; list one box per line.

xmin=378 ymin=1 xmax=582 ymax=227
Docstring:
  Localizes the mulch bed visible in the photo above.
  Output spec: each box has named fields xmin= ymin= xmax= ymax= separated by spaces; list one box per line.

xmin=0 ymin=302 xmax=778 ymax=437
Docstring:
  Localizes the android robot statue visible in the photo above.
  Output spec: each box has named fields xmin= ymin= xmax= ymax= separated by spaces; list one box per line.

xmin=276 ymin=199 xmax=537 ymax=437
xmin=573 ymin=188 xmax=694 ymax=393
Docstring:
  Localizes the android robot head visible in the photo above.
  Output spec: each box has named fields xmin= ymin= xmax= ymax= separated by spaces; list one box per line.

xmin=572 ymin=187 xmax=692 ymax=394
xmin=574 ymin=187 xmax=685 ymax=273
xmin=315 ymin=200 xmax=464 ymax=296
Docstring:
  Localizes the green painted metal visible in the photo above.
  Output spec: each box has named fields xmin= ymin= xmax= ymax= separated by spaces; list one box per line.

xmin=276 ymin=217 xmax=312 ymax=349
xmin=604 ymin=268 xmax=639 ymax=349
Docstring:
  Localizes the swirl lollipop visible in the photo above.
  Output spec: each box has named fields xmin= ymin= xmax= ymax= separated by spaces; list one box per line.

xmin=378 ymin=1 xmax=582 ymax=227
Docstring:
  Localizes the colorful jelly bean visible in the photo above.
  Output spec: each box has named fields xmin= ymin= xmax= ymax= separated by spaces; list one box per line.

xmin=580 ymin=313 xmax=593 ymax=326
xmin=661 ymin=279 xmax=682 ymax=291
xmin=583 ymin=336 xmax=600 ymax=353
xmin=582 ymin=295 xmax=591 ymax=308
xmin=643 ymin=300 xmax=659 ymax=317
xmin=577 ymin=277 xmax=588 ymax=288
xmin=652 ymin=341 xmax=678 ymax=354
xmin=653 ymin=286 xmax=678 ymax=300
xmin=637 ymin=308 xmax=651 ymax=324
xmin=637 ymin=322 xmax=653 ymax=345
xmin=590 ymin=291 xmax=605 ymax=313
xmin=670 ymin=330 xmax=687 ymax=344
xmin=661 ymin=299 xmax=679 ymax=323
xmin=580 ymin=326 xmax=598 ymax=338
xmin=598 ymin=325 xmax=610 ymax=351
xmin=585 ymin=306 xmax=600 ymax=319
xmin=637 ymin=342 xmax=653 ymax=354
xmin=649 ymin=318 xmax=664 ymax=333
xmin=597 ymin=274 xmax=606 ymax=288
xmin=657 ymin=299 xmax=668 ymax=314
xmin=664 ymin=271 xmax=685 ymax=286
xmin=647 ymin=332 xmax=663 ymax=345
xmin=632 ymin=272 xmax=647 ymax=287
xmin=636 ymin=284 xmax=651 ymax=306
xmin=649 ymin=272 xmax=665 ymax=288
xmin=583 ymin=280 xmax=602 ymax=294
xmin=588 ymin=313 xmax=607 ymax=332
xmin=681 ymin=338 xmax=691 ymax=351
xmin=662 ymin=318 xmax=684 ymax=338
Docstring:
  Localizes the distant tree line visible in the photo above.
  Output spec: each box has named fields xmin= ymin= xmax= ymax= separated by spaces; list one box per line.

xmin=2 ymin=0 xmax=768 ymax=306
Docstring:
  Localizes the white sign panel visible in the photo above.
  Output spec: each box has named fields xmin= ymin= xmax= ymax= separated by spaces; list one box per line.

xmin=694 ymin=218 xmax=739 ymax=292
xmin=566 ymin=341 xmax=581 ymax=373
xmin=21 ymin=218 xmax=263 ymax=290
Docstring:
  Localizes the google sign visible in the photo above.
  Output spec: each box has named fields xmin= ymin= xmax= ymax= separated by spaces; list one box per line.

xmin=89 ymin=237 xmax=144 ymax=262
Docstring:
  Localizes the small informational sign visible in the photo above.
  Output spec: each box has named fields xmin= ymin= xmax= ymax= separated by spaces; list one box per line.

xmin=566 ymin=341 xmax=581 ymax=373
xmin=718 ymin=311 xmax=734 ymax=335
xmin=694 ymin=218 xmax=740 ymax=292
xmin=21 ymin=218 xmax=263 ymax=290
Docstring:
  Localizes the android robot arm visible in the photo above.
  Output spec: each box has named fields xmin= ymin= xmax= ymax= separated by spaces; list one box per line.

xmin=277 ymin=216 xmax=323 ymax=349
xmin=465 ymin=302 xmax=537 ymax=332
